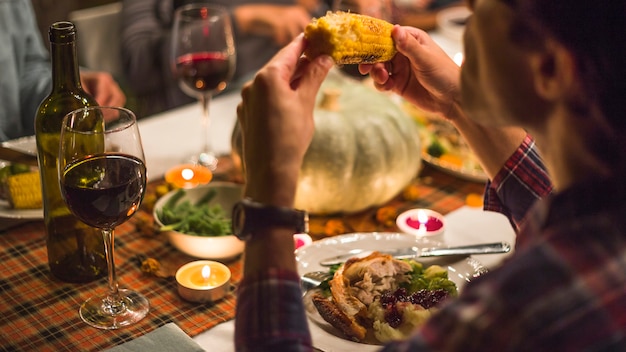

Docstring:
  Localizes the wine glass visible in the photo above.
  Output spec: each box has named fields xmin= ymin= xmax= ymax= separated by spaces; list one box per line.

xmin=171 ymin=3 xmax=236 ymax=170
xmin=59 ymin=106 xmax=149 ymax=330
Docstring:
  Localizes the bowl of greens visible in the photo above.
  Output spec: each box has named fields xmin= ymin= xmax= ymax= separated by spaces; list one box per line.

xmin=153 ymin=182 xmax=245 ymax=261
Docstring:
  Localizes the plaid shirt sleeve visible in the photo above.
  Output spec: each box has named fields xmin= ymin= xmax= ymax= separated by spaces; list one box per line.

xmin=235 ymin=268 xmax=313 ymax=352
xmin=483 ymin=134 xmax=553 ymax=231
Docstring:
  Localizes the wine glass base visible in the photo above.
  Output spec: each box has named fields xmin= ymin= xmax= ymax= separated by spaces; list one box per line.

xmin=80 ymin=288 xmax=150 ymax=330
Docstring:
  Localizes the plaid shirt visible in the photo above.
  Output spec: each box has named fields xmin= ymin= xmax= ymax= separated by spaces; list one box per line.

xmin=235 ymin=135 xmax=626 ymax=351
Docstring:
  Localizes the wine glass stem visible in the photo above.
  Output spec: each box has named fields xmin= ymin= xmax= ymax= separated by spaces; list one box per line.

xmin=200 ymin=94 xmax=213 ymax=157
xmin=102 ymin=228 xmax=124 ymax=315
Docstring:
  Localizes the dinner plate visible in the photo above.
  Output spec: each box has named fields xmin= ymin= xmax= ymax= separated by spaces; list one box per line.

xmin=422 ymin=152 xmax=487 ymax=183
xmin=0 ymin=199 xmax=42 ymax=219
xmin=295 ymin=232 xmax=487 ymax=351
xmin=1 ymin=135 xmax=37 ymax=156
xmin=436 ymin=5 xmax=471 ymax=42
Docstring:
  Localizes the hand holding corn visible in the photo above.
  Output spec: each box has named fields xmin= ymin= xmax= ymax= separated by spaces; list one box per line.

xmin=304 ymin=11 xmax=396 ymax=64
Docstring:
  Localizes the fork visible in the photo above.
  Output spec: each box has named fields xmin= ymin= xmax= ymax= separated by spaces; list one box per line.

xmin=300 ymin=271 xmax=333 ymax=292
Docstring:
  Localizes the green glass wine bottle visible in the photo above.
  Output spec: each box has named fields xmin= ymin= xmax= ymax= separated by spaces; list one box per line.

xmin=35 ymin=21 xmax=107 ymax=283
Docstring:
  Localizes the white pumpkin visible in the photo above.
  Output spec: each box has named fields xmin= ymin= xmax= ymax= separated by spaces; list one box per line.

xmin=233 ymin=69 xmax=421 ymax=214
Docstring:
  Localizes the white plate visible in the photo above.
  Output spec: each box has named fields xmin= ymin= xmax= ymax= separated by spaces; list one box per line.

xmin=436 ymin=6 xmax=471 ymax=42
xmin=0 ymin=199 xmax=42 ymax=219
xmin=295 ymin=232 xmax=487 ymax=351
xmin=1 ymin=135 xmax=37 ymax=156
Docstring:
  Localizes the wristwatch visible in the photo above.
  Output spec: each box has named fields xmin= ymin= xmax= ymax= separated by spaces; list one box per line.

xmin=231 ymin=198 xmax=309 ymax=241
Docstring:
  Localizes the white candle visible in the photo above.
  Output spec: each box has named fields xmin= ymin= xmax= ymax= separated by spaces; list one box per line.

xmin=175 ymin=260 xmax=231 ymax=302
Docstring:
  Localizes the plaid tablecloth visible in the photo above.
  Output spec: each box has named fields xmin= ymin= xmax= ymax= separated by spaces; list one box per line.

xmin=0 ymin=163 xmax=485 ymax=351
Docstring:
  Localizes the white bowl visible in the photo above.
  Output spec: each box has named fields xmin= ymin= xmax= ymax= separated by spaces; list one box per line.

xmin=153 ymin=182 xmax=245 ymax=261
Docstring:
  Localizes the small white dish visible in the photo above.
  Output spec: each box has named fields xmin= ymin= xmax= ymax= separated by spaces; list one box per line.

xmin=153 ymin=182 xmax=245 ymax=261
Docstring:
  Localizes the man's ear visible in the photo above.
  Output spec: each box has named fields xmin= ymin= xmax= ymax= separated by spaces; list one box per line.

xmin=528 ymin=37 xmax=578 ymax=101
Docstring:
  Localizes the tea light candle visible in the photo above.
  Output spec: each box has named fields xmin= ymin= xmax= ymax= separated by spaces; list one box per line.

xmin=165 ymin=164 xmax=213 ymax=189
xmin=396 ymin=208 xmax=445 ymax=237
xmin=175 ymin=260 xmax=231 ymax=303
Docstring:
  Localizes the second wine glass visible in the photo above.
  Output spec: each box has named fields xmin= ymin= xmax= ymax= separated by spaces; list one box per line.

xmin=171 ymin=4 xmax=236 ymax=170
xmin=59 ymin=106 xmax=149 ymax=329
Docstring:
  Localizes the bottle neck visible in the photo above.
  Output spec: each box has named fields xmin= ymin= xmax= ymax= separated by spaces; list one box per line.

xmin=49 ymin=22 xmax=83 ymax=93
xmin=50 ymin=40 xmax=82 ymax=92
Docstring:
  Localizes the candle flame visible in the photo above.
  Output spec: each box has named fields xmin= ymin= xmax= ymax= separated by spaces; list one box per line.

xmin=201 ymin=265 xmax=211 ymax=281
xmin=417 ymin=210 xmax=428 ymax=235
xmin=417 ymin=210 xmax=428 ymax=224
xmin=181 ymin=168 xmax=194 ymax=181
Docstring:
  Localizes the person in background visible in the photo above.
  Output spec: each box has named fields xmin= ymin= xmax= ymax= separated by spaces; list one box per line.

xmin=233 ymin=0 xmax=626 ymax=350
xmin=120 ymin=0 xmax=329 ymax=118
xmin=0 ymin=0 xmax=126 ymax=142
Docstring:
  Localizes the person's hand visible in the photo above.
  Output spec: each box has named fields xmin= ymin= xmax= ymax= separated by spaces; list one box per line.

xmin=234 ymin=5 xmax=312 ymax=46
xmin=80 ymin=71 xmax=126 ymax=108
xmin=237 ymin=35 xmax=333 ymax=207
xmin=360 ymin=25 xmax=463 ymax=121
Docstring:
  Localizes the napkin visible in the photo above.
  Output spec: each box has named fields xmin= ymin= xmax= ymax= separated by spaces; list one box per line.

xmin=193 ymin=320 xmax=235 ymax=352
xmin=441 ymin=206 xmax=516 ymax=269
xmin=104 ymin=323 xmax=205 ymax=352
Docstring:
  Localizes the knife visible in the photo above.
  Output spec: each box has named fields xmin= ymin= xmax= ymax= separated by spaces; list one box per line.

xmin=318 ymin=241 xmax=511 ymax=266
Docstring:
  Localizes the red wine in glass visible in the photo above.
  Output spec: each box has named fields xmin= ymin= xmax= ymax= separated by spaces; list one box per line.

xmin=175 ymin=52 xmax=231 ymax=95
xmin=61 ymin=153 xmax=146 ymax=229
xmin=59 ymin=106 xmax=149 ymax=330
xmin=171 ymin=4 xmax=235 ymax=170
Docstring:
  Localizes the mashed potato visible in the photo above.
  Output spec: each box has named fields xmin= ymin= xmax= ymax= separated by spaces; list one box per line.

xmin=367 ymin=297 xmax=437 ymax=342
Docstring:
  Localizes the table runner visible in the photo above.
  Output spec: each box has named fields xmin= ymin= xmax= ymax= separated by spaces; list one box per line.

xmin=0 ymin=204 xmax=242 ymax=351
xmin=0 ymin=164 xmax=485 ymax=351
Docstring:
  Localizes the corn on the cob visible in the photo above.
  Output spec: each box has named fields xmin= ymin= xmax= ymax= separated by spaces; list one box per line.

xmin=304 ymin=11 xmax=396 ymax=64
xmin=5 ymin=171 xmax=42 ymax=209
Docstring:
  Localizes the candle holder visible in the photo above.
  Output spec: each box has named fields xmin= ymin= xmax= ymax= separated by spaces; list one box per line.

xmin=175 ymin=260 xmax=231 ymax=303
xmin=396 ymin=208 xmax=445 ymax=237
xmin=293 ymin=233 xmax=312 ymax=249
xmin=165 ymin=164 xmax=213 ymax=189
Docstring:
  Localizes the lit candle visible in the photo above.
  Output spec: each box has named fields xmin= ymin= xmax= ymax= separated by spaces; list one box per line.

xmin=175 ymin=260 xmax=231 ymax=303
xmin=165 ymin=164 xmax=213 ymax=189
xmin=396 ymin=208 xmax=445 ymax=237
xmin=293 ymin=233 xmax=312 ymax=249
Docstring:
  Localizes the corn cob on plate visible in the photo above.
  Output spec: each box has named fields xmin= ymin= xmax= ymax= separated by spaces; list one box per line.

xmin=0 ymin=162 xmax=43 ymax=219
xmin=304 ymin=11 xmax=396 ymax=64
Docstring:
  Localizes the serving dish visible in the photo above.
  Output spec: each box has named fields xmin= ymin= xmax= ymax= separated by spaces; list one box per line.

xmin=153 ymin=182 xmax=245 ymax=261
xmin=295 ymin=232 xmax=487 ymax=350
xmin=403 ymin=102 xmax=487 ymax=183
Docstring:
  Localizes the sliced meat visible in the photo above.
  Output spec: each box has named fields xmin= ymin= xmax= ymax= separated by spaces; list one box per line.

xmin=311 ymin=292 xmax=367 ymax=341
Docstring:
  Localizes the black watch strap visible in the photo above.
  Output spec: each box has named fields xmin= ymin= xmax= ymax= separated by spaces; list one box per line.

xmin=232 ymin=198 xmax=309 ymax=241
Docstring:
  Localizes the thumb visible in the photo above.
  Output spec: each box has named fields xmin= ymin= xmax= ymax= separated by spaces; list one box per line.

xmin=392 ymin=26 xmax=429 ymax=66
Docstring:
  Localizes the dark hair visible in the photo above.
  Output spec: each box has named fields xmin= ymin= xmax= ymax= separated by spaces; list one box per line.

xmin=507 ymin=1 xmax=626 ymax=174
xmin=511 ymin=2 xmax=626 ymax=131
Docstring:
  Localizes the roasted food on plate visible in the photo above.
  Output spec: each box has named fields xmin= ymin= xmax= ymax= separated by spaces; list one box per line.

xmin=311 ymin=252 xmax=457 ymax=343
xmin=304 ymin=11 xmax=396 ymax=64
